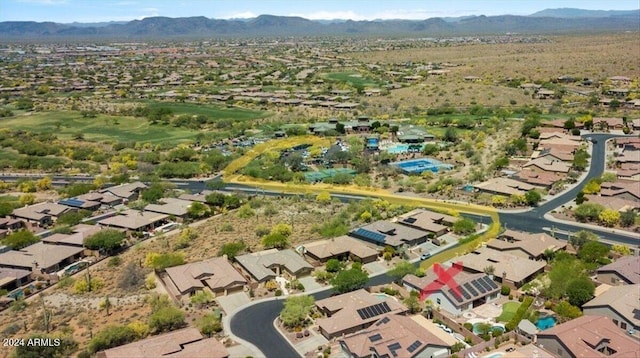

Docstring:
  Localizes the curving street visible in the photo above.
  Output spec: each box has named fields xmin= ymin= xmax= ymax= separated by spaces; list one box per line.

xmin=228 ymin=133 xmax=638 ymax=358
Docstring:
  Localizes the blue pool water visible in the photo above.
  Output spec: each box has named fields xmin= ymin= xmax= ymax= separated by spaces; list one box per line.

xmin=392 ymin=158 xmax=453 ymax=174
xmin=385 ymin=143 xmax=424 ymax=154
xmin=536 ymin=316 xmax=557 ymax=330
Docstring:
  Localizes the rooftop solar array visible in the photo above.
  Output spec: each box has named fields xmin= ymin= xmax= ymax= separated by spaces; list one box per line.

xmin=356 ymin=301 xmax=391 ymax=320
xmin=387 ymin=342 xmax=402 ymax=357
xmin=369 ymin=333 xmax=383 ymax=342
xmin=376 ymin=316 xmax=391 ymax=326
xmin=59 ymin=198 xmax=86 ymax=208
xmin=353 ymin=228 xmax=386 ymax=244
xmin=448 ymin=276 xmax=499 ymax=304
xmin=407 ymin=340 xmax=423 ymax=353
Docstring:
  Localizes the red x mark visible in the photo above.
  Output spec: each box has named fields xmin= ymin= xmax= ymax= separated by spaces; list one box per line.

xmin=419 ymin=262 xmax=463 ymax=301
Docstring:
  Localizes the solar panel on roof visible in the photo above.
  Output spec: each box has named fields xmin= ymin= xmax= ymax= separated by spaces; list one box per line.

xmin=449 ymin=288 xmax=463 ymax=302
xmin=357 ymin=302 xmax=392 ymax=321
xmin=478 ymin=277 xmax=492 ymax=291
xmin=376 ymin=316 xmax=391 ymax=326
xmin=388 ymin=342 xmax=402 ymax=357
xmin=460 ymin=287 xmax=471 ymax=300
xmin=353 ymin=228 xmax=386 ymax=244
xmin=369 ymin=333 xmax=383 ymax=342
xmin=483 ymin=276 xmax=498 ymax=289
xmin=464 ymin=282 xmax=478 ymax=296
xmin=59 ymin=198 xmax=86 ymax=207
xmin=407 ymin=340 xmax=423 ymax=353
xmin=472 ymin=280 xmax=487 ymax=293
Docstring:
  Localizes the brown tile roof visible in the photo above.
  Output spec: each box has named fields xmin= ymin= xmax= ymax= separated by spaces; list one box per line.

xmin=597 ymin=256 xmax=640 ymax=285
xmin=97 ymin=209 xmax=168 ymax=230
xmin=302 ymin=235 xmax=378 ymax=261
xmin=316 ymin=289 xmax=407 ymax=337
xmin=164 ymin=257 xmax=246 ymax=294
xmin=456 ymin=247 xmax=546 ymax=284
xmin=339 ymin=314 xmax=450 ymax=358
xmin=351 ymin=220 xmax=428 ymax=247
xmin=397 ymin=209 xmax=457 ymax=233
xmin=473 ymin=178 xmax=536 ymax=196
xmin=100 ymin=181 xmax=147 ymax=199
xmin=42 ymin=224 xmax=102 ymax=246
xmin=490 ymin=229 xmax=567 ymax=258
xmin=235 ymin=249 xmax=312 ymax=282
xmin=514 ymin=169 xmax=564 ymax=187
xmin=585 ymin=195 xmax=640 ymax=212
xmin=537 ymin=315 xmax=640 ymax=358
xmin=144 ymin=198 xmax=193 ymax=217
xmin=523 ymin=157 xmax=571 ymax=173
xmin=0 ymin=242 xmax=83 ymax=271
xmin=404 ymin=270 xmax=500 ymax=309
xmin=98 ymin=327 xmax=229 ymax=358
xmin=583 ymin=284 xmax=640 ymax=328
xmin=12 ymin=202 xmax=71 ymax=221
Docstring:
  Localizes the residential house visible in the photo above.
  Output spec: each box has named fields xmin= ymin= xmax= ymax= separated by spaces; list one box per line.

xmin=403 ymin=270 xmax=500 ymax=316
xmin=488 ymin=229 xmax=567 ymax=260
xmin=235 ymin=249 xmax=312 ymax=283
xmin=514 ymin=170 xmax=563 ymax=189
xmin=96 ymin=327 xmax=229 ymax=358
xmin=338 ymin=314 xmax=450 ymax=358
xmin=585 ymin=195 xmax=640 ymax=212
xmin=596 ymin=256 xmax=640 ymax=286
xmin=593 ymin=117 xmax=625 ymax=131
xmin=75 ymin=192 xmax=123 ymax=207
xmin=600 ymin=181 xmax=640 ymax=202
xmin=616 ymin=164 xmax=640 ymax=182
xmin=97 ymin=209 xmax=168 ymax=233
xmin=99 ymin=181 xmax=148 ymax=201
xmin=302 ymin=235 xmax=378 ymax=264
xmin=42 ymin=224 xmax=102 ymax=247
xmin=397 ymin=126 xmax=435 ymax=143
xmin=456 ymin=247 xmax=546 ymax=288
xmin=523 ymin=157 xmax=572 ymax=174
xmin=615 ymin=150 xmax=640 ymax=166
xmin=615 ymin=137 xmax=640 ymax=152
xmin=0 ymin=267 xmax=31 ymax=292
xmin=349 ymin=220 xmax=428 ymax=249
xmin=316 ymin=289 xmax=408 ymax=339
xmin=583 ymin=285 xmax=640 ymax=337
xmin=535 ymin=315 xmax=639 ymax=357
xmin=0 ymin=242 xmax=84 ymax=274
xmin=535 ymin=89 xmax=555 ymax=99
xmin=58 ymin=197 xmax=102 ymax=211
xmin=144 ymin=198 xmax=194 ymax=221
xmin=473 ymin=177 xmax=536 ymax=197
xmin=11 ymin=202 xmax=74 ymax=227
xmin=0 ymin=218 xmax=24 ymax=233
xmin=163 ymin=257 xmax=246 ymax=302
xmin=396 ymin=208 xmax=457 ymax=240
xmin=178 ymin=190 xmax=227 ymax=203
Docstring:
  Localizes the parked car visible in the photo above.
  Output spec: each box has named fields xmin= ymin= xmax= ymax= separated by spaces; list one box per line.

xmin=420 ymin=252 xmax=432 ymax=260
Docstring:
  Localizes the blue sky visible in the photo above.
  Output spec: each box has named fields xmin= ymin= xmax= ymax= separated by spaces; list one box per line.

xmin=1 ymin=0 xmax=638 ymax=23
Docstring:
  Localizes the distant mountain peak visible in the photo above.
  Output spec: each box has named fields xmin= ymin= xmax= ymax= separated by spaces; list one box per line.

xmin=530 ymin=8 xmax=640 ymax=18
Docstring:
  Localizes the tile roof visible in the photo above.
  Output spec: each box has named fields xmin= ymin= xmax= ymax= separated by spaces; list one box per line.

xmin=523 ymin=157 xmax=572 ymax=173
xmin=456 ymin=247 xmax=546 ymax=284
xmin=0 ymin=242 xmax=83 ymax=271
xmin=597 ymin=256 xmax=640 ymax=284
xmin=316 ymin=289 xmax=407 ymax=337
xmin=144 ymin=198 xmax=193 ymax=217
xmin=350 ymin=220 xmax=427 ymax=247
xmin=235 ymin=249 xmax=312 ymax=282
xmin=302 ymin=235 xmax=378 ymax=261
xmin=100 ymin=181 xmax=147 ymax=199
xmin=97 ymin=209 xmax=168 ymax=230
xmin=404 ymin=270 xmax=500 ymax=308
xmin=473 ymin=178 xmax=536 ymax=196
xmin=98 ymin=327 xmax=229 ymax=358
xmin=42 ymin=224 xmax=102 ymax=246
xmin=537 ymin=315 xmax=640 ymax=358
xmin=164 ymin=257 xmax=247 ymax=294
xmin=339 ymin=314 xmax=449 ymax=358
xmin=583 ymin=284 xmax=640 ymax=328
xmin=12 ymin=202 xmax=71 ymax=221
xmin=490 ymin=229 xmax=567 ymax=258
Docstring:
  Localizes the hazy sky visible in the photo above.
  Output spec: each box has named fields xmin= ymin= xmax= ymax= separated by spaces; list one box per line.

xmin=2 ymin=0 xmax=639 ymax=23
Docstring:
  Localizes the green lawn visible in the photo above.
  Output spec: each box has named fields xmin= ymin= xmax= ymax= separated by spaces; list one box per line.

xmin=0 ymin=111 xmax=201 ymax=145
xmin=324 ymin=72 xmax=382 ymax=88
xmin=497 ymin=302 xmax=521 ymax=322
xmin=143 ymin=101 xmax=269 ymax=121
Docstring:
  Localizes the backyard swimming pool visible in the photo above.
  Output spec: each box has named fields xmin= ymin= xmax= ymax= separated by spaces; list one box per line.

xmin=392 ymin=158 xmax=453 ymax=174
xmin=385 ymin=143 xmax=424 ymax=154
xmin=536 ymin=316 xmax=557 ymax=330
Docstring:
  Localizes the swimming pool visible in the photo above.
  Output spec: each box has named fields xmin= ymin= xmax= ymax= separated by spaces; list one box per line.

xmin=392 ymin=158 xmax=453 ymax=174
xmin=536 ymin=316 xmax=557 ymax=330
xmin=385 ymin=143 xmax=425 ymax=154
xmin=482 ymin=353 xmax=505 ymax=358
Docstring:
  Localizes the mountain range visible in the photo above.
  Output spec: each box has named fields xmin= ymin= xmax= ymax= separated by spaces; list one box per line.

xmin=1 ymin=8 xmax=638 ymax=40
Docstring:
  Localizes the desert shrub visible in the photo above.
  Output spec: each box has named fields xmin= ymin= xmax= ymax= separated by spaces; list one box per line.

xmin=197 ymin=314 xmax=222 ymax=337
xmin=88 ymin=325 xmax=137 ymax=354
xmin=107 ymin=256 xmax=122 ymax=268
xmin=149 ymin=306 xmax=186 ymax=333
xmin=118 ymin=262 xmax=148 ymax=290
xmin=74 ymin=277 xmax=104 ymax=293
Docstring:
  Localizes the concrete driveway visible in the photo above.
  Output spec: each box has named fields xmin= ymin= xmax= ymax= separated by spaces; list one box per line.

xmin=364 ymin=260 xmax=389 ymax=275
xmin=299 ymin=276 xmax=324 ymax=292
xmin=216 ymin=291 xmax=250 ymax=314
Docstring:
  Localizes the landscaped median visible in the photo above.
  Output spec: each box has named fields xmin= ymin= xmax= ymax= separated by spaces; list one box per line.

xmin=222 ymin=137 xmax=501 ymax=272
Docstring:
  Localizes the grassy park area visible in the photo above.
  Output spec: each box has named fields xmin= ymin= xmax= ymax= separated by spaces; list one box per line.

xmin=324 ymin=72 xmax=383 ymax=88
